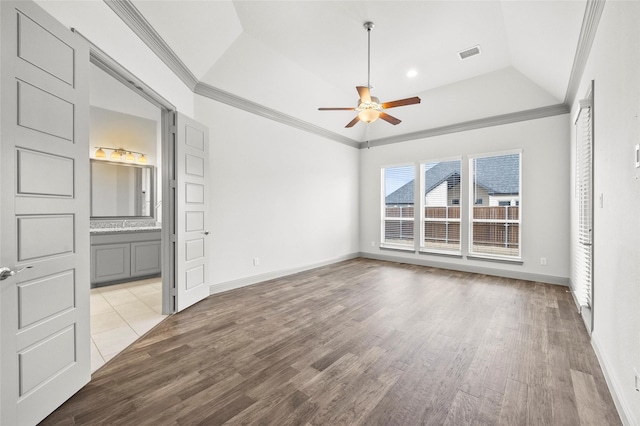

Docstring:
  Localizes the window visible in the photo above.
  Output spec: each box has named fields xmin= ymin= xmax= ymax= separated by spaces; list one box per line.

xmin=421 ymin=159 xmax=461 ymax=253
xmin=382 ymin=165 xmax=415 ymax=249
xmin=470 ymin=153 xmax=521 ymax=258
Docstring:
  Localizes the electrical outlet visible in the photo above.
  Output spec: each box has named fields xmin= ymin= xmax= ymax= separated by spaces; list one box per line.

xmin=540 ymin=257 xmax=547 ymax=265
xmin=253 ymin=257 xmax=259 ymax=266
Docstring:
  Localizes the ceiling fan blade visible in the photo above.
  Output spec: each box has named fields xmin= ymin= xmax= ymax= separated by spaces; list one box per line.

xmin=356 ymin=86 xmax=371 ymax=103
xmin=345 ymin=115 xmax=360 ymax=128
xmin=318 ymin=107 xmax=356 ymax=111
xmin=379 ymin=112 xmax=401 ymax=125
xmin=381 ymin=96 xmax=421 ymax=109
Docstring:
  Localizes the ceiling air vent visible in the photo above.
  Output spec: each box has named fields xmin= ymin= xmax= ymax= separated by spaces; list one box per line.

xmin=458 ymin=45 xmax=481 ymax=60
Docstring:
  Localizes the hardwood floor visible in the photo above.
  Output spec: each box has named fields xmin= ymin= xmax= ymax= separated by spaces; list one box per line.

xmin=41 ymin=258 xmax=621 ymax=425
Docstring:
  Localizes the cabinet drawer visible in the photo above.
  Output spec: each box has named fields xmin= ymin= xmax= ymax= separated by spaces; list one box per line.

xmin=91 ymin=243 xmax=131 ymax=283
xmin=131 ymin=241 xmax=161 ymax=277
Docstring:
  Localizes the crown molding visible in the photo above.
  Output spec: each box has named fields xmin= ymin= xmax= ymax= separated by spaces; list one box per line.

xmin=194 ymin=83 xmax=360 ymax=148
xmin=104 ymin=0 xmax=198 ymax=90
xmin=564 ymin=0 xmax=606 ymax=105
xmin=361 ymin=103 xmax=570 ymax=149
xmin=73 ymin=29 xmax=176 ymax=112
xmin=104 ymin=0 xmax=600 ymax=150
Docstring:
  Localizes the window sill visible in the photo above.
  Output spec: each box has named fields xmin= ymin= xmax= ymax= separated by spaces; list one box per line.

xmin=419 ymin=249 xmax=463 ymax=259
xmin=379 ymin=244 xmax=415 ymax=253
xmin=466 ymin=254 xmax=523 ymax=265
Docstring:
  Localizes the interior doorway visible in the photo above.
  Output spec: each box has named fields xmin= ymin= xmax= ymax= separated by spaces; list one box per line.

xmin=85 ymin=50 xmax=173 ymax=371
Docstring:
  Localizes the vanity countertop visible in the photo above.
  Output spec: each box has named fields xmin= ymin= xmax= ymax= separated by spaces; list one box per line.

xmin=90 ymin=226 xmax=162 ymax=235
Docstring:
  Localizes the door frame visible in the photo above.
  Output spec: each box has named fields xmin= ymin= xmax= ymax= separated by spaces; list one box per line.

xmin=74 ymin=30 xmax=178 ymax=314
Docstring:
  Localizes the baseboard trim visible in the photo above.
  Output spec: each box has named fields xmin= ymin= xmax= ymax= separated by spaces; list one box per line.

xmin=208 ymin=252 xmax=360 ymax=296
xmin=360 ymin=252 xmax=570 ymax=286
xmin=591 ymin=333 xmax=636 ymax=426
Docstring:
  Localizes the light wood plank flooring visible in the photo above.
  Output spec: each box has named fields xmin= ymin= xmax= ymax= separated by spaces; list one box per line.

xmin=41 ymin=258 xmax=621 ymax=425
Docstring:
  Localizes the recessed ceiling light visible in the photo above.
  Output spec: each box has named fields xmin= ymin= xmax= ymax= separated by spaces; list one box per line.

xmin=407 ymin=69 xmax=418 ymax=78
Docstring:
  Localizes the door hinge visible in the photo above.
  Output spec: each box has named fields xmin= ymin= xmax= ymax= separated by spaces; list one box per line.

xmin=170 ymin=180 xmax=176 ymax=188
xmin=169 ymin=125 xmax=177 ymax=134
xmin=171 ymin=234 xmax=176 ymax=243
xmin=170 ymin=287 xmax=176 ymax=296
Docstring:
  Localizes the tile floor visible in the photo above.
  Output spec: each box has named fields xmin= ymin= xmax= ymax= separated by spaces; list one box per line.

xmin=90 ymin=277 xmax=167 ymax=372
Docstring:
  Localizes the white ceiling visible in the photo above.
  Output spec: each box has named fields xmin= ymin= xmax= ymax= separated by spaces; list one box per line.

xmin=130 ymin=0 xmax=587 ymax=142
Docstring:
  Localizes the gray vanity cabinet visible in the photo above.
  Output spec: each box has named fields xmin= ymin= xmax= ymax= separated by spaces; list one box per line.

xmin=91 ymin=230 xmax=161 ymax=286
xmin=131 ymin=241 xmax=162 ymax=277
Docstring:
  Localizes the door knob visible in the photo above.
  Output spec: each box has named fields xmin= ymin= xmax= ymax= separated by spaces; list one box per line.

xmin=0 ymin=265 xmax=33 ymax=281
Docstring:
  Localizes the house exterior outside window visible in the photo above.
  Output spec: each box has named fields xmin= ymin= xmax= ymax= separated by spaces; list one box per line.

xmin=382 ymin=165 xmax=415 ymax=249
xmin=420 ymin=159 xmax=461 ymax=254
xmin=469 ymin=152 xmax=521 ymax=258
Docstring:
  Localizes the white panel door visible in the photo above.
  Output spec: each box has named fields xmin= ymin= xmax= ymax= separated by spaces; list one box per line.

xmin=0 ymin=1 xmax=91 ymax=424
xmin=175 ymin=113 xmax=210 ymax=311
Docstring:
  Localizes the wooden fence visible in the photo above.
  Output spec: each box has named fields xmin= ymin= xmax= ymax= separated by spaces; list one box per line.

xmin=384 ymin=206 xmax=519 ymax=250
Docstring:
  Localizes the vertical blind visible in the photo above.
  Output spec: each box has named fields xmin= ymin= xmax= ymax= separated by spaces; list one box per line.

xmin=575 ymin=97 xmax=593 ymax=309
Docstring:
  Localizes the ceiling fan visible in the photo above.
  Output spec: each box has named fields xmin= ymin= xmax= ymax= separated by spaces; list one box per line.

xmin=319 ymin=21 xmax=421 ymax=128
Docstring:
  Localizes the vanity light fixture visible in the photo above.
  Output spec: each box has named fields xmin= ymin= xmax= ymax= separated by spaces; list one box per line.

xmin=94 ymin=146 xmax=149 ymax=164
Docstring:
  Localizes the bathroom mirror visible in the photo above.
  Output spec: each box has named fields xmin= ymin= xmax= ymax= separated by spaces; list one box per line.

xmin=90 ymin=159 xmax=155 ymax=219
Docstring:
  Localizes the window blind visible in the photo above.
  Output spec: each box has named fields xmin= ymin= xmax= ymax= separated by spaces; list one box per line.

xmin=469 ymin=153 xmax=521 ymax=258
xmin=421 ymin=160 xmax=461 ymax=253
xmin=382 ymin=165 xmax=415 ymax=248
xmin=575 ymin=97 xmax=593 ymax=309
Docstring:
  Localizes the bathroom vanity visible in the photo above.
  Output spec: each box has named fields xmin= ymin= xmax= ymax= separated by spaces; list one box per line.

xmin=90 ymin=227 xmax=161 ymax=287
xmin=89 ymin=158 xmax=161 ymax=287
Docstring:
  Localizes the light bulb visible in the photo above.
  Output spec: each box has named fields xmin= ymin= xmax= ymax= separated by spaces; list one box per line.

xmin=110 ymin=150 xmax=121 ymax=160
xmin=95 ymin=148 xmax=106 ymax=158
xmin=125 ymin=152 xmax=135 ymax=161
xmin=138 ymin=154 xmax=147 ymax=164
xmin=358 ymin=109 xmax=380 ymax=123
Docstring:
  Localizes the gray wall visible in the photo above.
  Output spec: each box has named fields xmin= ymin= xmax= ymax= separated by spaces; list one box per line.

xmin=195 ymin=96 xmax=360 ymax=290
xmin=570 ymin=2 xmax=640 ymax=424
xmin=360 ymin=114 xmax=570 ymax=284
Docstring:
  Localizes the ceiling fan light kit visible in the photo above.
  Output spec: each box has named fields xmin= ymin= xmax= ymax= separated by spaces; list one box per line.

xmin=318 ymin=21 xmax=421 ymax=128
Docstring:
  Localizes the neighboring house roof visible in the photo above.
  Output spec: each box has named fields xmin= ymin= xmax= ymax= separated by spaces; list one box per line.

xmin=474 ymin=154 xmax=520 ymax=195
xmin=385 ymin=154 xmax=519 ymax=204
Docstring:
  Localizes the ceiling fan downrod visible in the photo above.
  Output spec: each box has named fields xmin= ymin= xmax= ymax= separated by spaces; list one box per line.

xmin=364 ymin=21 xmax=374 ymax=89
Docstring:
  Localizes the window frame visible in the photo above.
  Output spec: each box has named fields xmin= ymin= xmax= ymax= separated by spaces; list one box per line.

xmin=468 ymin=150 xmax=522 ymax=261
xmin=419 ymin=157 xmax=463 ymax=255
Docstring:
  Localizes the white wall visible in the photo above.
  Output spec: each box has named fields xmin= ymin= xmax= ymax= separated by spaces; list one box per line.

xmin=35 ymin=0 xmax=194 ymax=116
xmin=90 ymin=106 xmax=157 ymax=164
xmin=426 ymin=181 xmax=448 ymax=207
xmin=360 ymin=114 xmax=570 ymax=284
xmin=194 ymin=96 xmax=360 ymax=290
xmin=569 ymin=2 xmax=640 ymax=424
